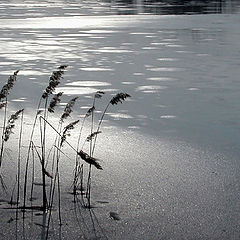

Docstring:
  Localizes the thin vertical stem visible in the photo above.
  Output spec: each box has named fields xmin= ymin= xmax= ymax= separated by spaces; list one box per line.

xmin=23 ymin=97 xmax=42 ymax=209
xmin=73 ymin=115 xmax=86 ymax=200
xmin=86 ymin=96 xmax=96 ymax=207
xmin=0 ymin=97 xmax=8 ymax=169
xmin=40 ymin=98 xmax=49 ymax=211
xmin=30 ymin=142 xmax=35 ymax=202
xmin=17 ymin=110 xmax=24 ymax=207
xmin=91 ymin=102 xmax=110 ymax=156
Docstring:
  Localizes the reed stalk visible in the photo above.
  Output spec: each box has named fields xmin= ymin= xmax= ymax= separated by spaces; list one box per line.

xmin=16 ymin=109 xmax=24 ymax=207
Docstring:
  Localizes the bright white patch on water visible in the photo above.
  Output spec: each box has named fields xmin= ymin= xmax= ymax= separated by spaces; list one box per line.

xmin=160 ymin=115 xmax=177 ymax=119
xmin=157 ymin=58 xmax=178 ymax=61
xmin=187 ymin=88 xmax=200 ymax=91
xmin=11 ymin=98 xmax=27 ymax=102
xmin=147 ymin=77 xmax=177 ymax=81
xmin=147 ymin=67 xmax=183 ymax=72
xmin=59 ymin=33 xmax=93 ymax=37
xmin=107 ymin=113 xmax=133 ymax=119
xmin=129 ymin=32 xmax=149 ymax=35
xmin=133 ymin=73 xmax=144 ymax=76
xmin=80 ymin=106 xmax=92 ymax=109
xmin=166 ymin=44 xmax=184 ymax=48
xmin=1 ymin=53 xmax=43 ymax=61
xmin=121 ymin=82 xmax=136 ymax=85
xmin=66 ymin=81 xmax=111 ymax=87
xmin=56 ymin=87 xmax=98 ymax=95
xmin=136 ymin=85 xmax=167 ymax=92
xmin=88 ymin=36 xmax=105 ymax=39
xmin=101 ymin=88 xmax=119 ymax=93
xmin=0 ymin=70 xmax=49 ymax=76
xmin=142 ymin=47 xmax=158 ymax=50
xmin=197 ymin=53 xmax=210 ymax=56
xmin=83 ymin=30 xmax=120 ymax=34
xmin=128 ymin=126 xmax=140 ymax=129
xmin=0 ymin=62 xmax=16 ymax=65
xmin=80 ymin=67 xmax=114 ymax=71
xmin=84 ymin=47 xmax=133 ymax=53
xmin=150 ymin=42 xmax=168 ymax=46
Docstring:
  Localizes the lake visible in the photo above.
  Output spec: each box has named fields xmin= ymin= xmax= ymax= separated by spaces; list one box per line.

xmin=1 ymin=0 xmax=240 ymax=157
xmin=0 ymin=1 xmax=240 ymax=239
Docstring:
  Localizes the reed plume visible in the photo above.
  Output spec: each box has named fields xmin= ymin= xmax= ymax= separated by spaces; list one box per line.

xmin=60 ymin=97 xmax=78 ymax=122
xmin=48 ymin=92 xmax=63 ymax=113
xmin=91 ymin=92 xmax=131 ymax=156
xmin=0 ymin=70 xmax=19 ymax=101
xmin=110 ymin=93 xmax=131 ymax=105
xmin=87 ymin=131 xmax=101 ymax=142
xmin=4 ymin=109 xmax=24 ymax=142
xmin=77 ymin=150 xmax=102 ymax=170
xmin=95 ymin=91 xmax=105 ymax=99
xmin=60 ymin=120 xmax=79 ymax=147
xmin=85 ymin=106 xmax=95 ymax=118
xmin=42 ymin=65 xmax=67 ymax=99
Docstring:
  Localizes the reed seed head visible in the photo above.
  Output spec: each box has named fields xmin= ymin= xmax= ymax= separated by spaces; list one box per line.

xmin=110 ymin=93 xmax=131 ymax=105
xmin=87 ymin=131 xmax=102 ymax=142
xmin=85 ymin=106 xmax=95 ymax=118
xmin=42 ymin=66 xmax=68 ymax=99
xmin=60 ymin=97 xmax=78 ymax=122
xmin=77 ymin=150 xmax=103 ymax=170
xmin=4 ymin=108 xmax=24 ymax=141
xmin=0 ymin=70 xmax=20 ymax=101
xmin=95 ymin=91 xmax=105 ymax=99
xmin=60 ymin=119 xmax=79 ymax=147
xmin=48 ymin=92 xmax=63 ymax=113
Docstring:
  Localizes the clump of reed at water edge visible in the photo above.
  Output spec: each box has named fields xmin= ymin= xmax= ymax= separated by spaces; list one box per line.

xmin=0 ymin=70 xmax=20 ymax=192
xmin=0 ymin=66 xmax=131 ymax=240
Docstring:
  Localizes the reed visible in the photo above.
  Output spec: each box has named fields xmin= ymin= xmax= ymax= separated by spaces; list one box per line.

xmin=85 ymin=92 xmax=130 ymax=208
xmin=0 ymin=70 xmax=20 ymax=172
xmin=3 ymin=109 xmax=24 ymax=142
xmin=60 ymin=97 xmax=78 ymax=122
xmin=48 ymin=92 xmax=63 ymax=113
xmin=46 ymin=96 xmax=79 ymax=230
xmin=91 ymin=92 xmax=131 ymax=156
xmin=23 ymin=65 xmax=68 ymax=211
xmin=0 ymin=65 xmax=132 ymax=240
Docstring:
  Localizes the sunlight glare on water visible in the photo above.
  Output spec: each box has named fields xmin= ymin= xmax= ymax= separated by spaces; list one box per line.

xmin=0 ymin=0 xmax=240 ymax=156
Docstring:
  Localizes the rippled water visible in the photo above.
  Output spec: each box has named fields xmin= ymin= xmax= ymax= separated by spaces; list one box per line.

xmin=0 ymin=0 xmax=240 ymax=158
xmin=1 ymin=2 xmax=240 ymax=240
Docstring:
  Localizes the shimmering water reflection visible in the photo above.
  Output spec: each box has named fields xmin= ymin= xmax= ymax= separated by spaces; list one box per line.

xmin=0 ymin=2 xmax=240 ymax=157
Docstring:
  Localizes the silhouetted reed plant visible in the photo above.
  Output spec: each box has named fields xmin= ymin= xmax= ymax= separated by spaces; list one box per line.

xmin=0 ymin=70 xmax=20 ymax=191
xmin=0 ymin=66 xmax=131 ymax=232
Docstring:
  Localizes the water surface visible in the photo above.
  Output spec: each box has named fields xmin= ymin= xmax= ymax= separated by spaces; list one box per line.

xmin=0 ymin=1 xmax=240 ymax=240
